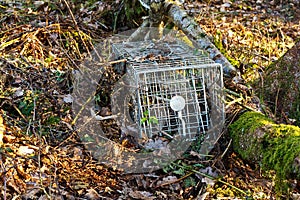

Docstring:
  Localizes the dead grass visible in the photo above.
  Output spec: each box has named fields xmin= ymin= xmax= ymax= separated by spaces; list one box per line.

xmin=193 ymin=0 xmax=299 ymax=82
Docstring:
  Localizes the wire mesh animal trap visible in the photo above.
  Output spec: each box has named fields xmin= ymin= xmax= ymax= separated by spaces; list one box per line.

xmin=110 ymin=33 xmax=224 ymax=142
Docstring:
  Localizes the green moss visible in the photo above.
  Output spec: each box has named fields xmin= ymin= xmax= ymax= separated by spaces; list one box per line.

xmin=230 ymin=111 xmax=300 ymax=195
xmin=215 ymin=187 xmax=235 ymax=198
xmin=229 ymin=112 xmax=274 ymax=161
xmin=263 ymin=124 xmax=300 ymax=193
xmin=269 ymin=123 xmax=300 ymax=137
xmin=230 ymin=112 xmax=273 ymax=132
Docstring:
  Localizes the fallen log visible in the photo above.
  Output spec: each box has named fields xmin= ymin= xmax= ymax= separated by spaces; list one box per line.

xmin=229 ymin=111 xmax=300 ymax=192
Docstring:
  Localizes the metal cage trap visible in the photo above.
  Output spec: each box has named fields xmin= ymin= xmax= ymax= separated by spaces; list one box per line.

xmin=110 ymin=31 xmax=225 ymax=142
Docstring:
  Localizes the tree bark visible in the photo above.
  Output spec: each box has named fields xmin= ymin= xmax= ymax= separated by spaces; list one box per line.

xmin=255 ymin=40 xmax=300 ymax=126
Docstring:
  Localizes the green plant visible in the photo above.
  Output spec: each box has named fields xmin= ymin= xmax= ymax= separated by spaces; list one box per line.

xmin=18 ymin=91 xmax=38 ymax=117
xmin=140 ymin=110 xmax=159 ymax=125
xmin=162 ymin=160 xmax=204 ymax=175
xmin=45 ymin=115 xmax=60 ymax=125
xmin=183 ymin=176 xmax=196 ymax=188
xmin=54 ymin=70 xmax=65 ymax=82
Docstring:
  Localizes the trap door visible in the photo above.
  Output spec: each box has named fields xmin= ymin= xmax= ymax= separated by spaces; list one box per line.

xmin=132 ymin=62 xmax=207 ymax=139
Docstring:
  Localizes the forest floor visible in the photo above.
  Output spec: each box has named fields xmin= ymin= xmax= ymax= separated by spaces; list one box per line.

xmin=0 ymin=0 xmax=300 ymax=199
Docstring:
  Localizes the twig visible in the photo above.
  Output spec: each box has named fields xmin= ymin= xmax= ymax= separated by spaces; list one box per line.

xmin=220 ymin=139 xmax=232 ymax=159
xmin=71 ymin=92 xmax=95 ymax=125
xmin=90 ymin=108 xmax=117 ymax=120
xmin=225 ymin=94 xmax=243 ymax=109
xmin=160 ymin=130 xmax=173 ymax=139
xmin=52 ymin=20 xmax=80 ymax=69
xmin=224 ymin=88 xmax=242 ymax=97
xmin=226 ymin=93 xmax=258 ymax=112
xmin=97 ymin=59 xmax=127 ymax=66
xmin=156 ymin=171 xmax=194 ymax=188
xmin=138 ymin=0 xmax=150 ymax=10
xmin=11 ymin=102 xmax=27 ymax=122
xmin=0 ymin=96 xmax=11 ymax=99
xmin=32 ymin=87 xmax=36 ymax=122
xmin=274 ymin=88 xmax=280 ymax=116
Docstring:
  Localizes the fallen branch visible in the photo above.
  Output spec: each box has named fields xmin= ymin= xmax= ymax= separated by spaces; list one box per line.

xmin=138 ymin=0 xmax=238 ymax=78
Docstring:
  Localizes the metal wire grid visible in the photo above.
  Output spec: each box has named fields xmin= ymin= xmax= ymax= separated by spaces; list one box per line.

xmin=136 ymin=71 xmax=204 ymax=138
xmin=127 ymin=58 xmax=223 ymax=139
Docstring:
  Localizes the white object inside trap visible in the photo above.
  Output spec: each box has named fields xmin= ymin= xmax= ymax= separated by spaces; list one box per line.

xmin=170 ymin=95 xmax=185 ymax=111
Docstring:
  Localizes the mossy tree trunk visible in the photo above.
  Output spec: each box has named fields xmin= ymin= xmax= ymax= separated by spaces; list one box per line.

xmin=231 ymin=40 xmax=300 ymax=193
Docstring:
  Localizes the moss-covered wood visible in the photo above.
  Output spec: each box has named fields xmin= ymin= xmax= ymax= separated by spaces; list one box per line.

xmin=229 ymin=111 xmax=300 ymax=193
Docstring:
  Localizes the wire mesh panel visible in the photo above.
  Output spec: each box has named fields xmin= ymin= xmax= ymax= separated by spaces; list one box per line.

xmin=111 ymin=38 xmax=224 ymax=140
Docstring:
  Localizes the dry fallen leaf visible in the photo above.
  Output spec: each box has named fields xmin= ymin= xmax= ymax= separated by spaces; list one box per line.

xmin=7 ymin=176 xmax=21 ymax=194
xmin=3 ymin=135 xmax=16 ymax=143
xmin=16 ymin=165 xmax=31 ymax=180
xmin=17 ymin=146 xmax=35 ymax=156
xmin=63 ymin=94 xmax=73 ymax=103
xmin=129 ymin=190 xmax=156 ymax=200
xmin=84 ymin=188 xmax=101 ymax=200
xmin=13 ymin=88 xmax=24 ymax=97
xmin=22 ymin=188 xmax=41 ymax=199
